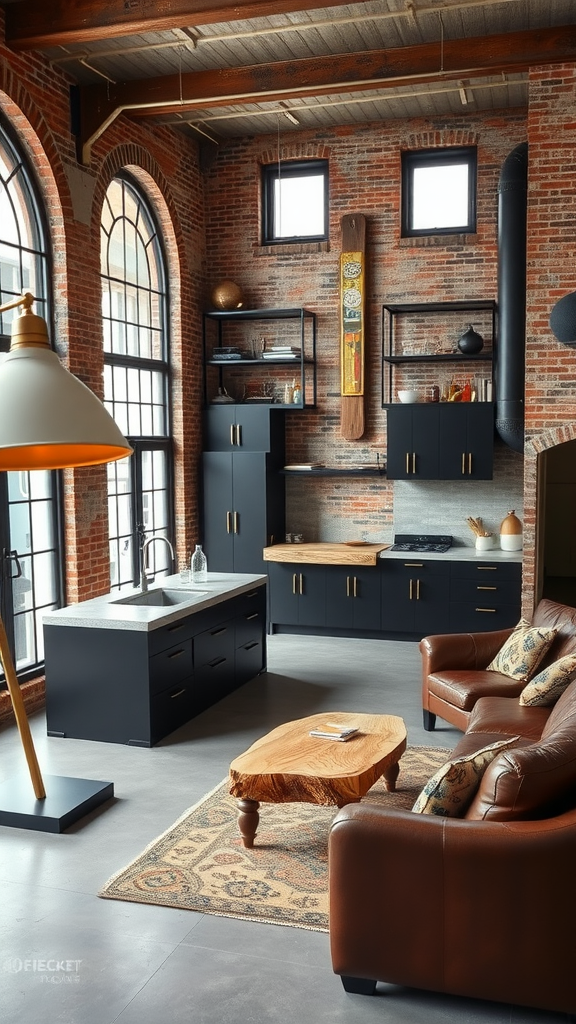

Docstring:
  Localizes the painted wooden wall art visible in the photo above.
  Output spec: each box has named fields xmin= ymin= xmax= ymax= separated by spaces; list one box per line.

xmin=340 ymin=214 xmax=366 ymax=440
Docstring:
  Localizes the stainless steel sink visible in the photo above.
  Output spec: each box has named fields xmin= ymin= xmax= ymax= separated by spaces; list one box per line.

xmin=112 ymin=588 xmax=208 ymax=607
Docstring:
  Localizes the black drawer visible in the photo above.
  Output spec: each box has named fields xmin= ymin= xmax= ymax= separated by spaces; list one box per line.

xmin=194 ymin=619 xmax=235 ymax=668
xmin=148 ymin=614 xmax=197 ymax=657
xmin=449 ymin=602 xmax=521 ymax=634
xmin=451 ymin=578 xmax=521 ymax=605
xmin=150 ymin=677 xmax=196 ymax=744
xmin=235 ymin=638 xmax=265 ymax=687
xmin=450 ymin=560 xmax=522 ymax=582
xmin=235 ymin=608 xmax=265 ymax=649
xmin=383 ymin=558 xmax=450 ymax=577
xmin=195 ymin=655 xmax=235 ymax=710
xmin=149 ymin=639 xmax=193 ymax=695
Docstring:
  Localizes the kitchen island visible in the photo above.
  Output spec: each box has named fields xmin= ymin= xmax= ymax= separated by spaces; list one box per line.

xmin=43 ymin=573 xmax=266 ymax=746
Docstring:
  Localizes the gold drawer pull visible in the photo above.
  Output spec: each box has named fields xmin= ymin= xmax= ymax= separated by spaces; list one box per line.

xmin=246 ymin=612 xmax=259 ymax=620
xmin=292 ymin=573 xmax=297 ymax=594
xmin=299 ymin=573 xmax=304 ymax=595
xmin=170 ymin=688 xmax=186 ymax=699
xmin=230 ymin=424 xmax=235 ymax=445
xmin=346 ymin=576 xmax=351 ymax=597
xmin=168 ymin=649 xmax=185 ymax=659
xmin=409 ymin=579 xmax=413 ymax=600
xmin=461 ymin=452 xmax=466 ymax=474
xmin=468 ymin=452 xmax=472 ymax=474
xmin=353 ymin=576 xmax=358 ymax=598
xmin=404 ymin=563 xmax=423 ymax=567
xmin=412 ymin=453 xmax=416 ymax=474
xmin=405 ymin=452 xmax=410 ymax=474
xmin=233 ymin=511 xmax=239 ymax=534
xmin=477 ymin=585 xmax=497 ymax=591
xmin=210 ymin=626 xmax=227 ymax=636
xmin=226 ymin=511 xmax=232 ymax=534
xmin=477 ymin=566 xmax=497 ymax=570
xmin=475 ymin=607 xmax=497 ymax=612
xmin=416 ymin=578 xmax=420 ymax=600
xmin=208 ymin=656 xmax=226 ymax=668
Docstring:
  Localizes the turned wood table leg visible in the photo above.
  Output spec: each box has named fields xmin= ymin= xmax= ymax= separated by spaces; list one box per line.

xmin=237 ymin=798 xmax=260 ymax=847
xmin=382 ymin=761 xmax=400 ymax=793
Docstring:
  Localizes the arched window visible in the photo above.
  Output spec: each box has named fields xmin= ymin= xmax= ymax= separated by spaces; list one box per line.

xmin=0 ymin=119 xmax=63 ymax=680
xmin=100 ymin=175 xmax=173 ymax=589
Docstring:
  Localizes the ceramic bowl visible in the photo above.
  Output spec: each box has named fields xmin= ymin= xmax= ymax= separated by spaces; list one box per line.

xmin=397 ymin=390 xmax=421 ymax=404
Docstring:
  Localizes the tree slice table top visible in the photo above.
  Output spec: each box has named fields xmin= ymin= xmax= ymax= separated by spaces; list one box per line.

xmin=229 ymin=713 xmax=407 ymax=847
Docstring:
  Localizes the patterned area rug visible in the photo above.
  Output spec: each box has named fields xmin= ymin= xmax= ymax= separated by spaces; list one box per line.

xmin=99 ymin=745 xmax=449 ymax=931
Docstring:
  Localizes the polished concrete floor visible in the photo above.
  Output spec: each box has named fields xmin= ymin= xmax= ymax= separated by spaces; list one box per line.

xmin=0 ymin=634 xmax=566 ymax=1024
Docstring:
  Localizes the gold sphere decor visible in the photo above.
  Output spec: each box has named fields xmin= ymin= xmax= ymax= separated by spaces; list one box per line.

xmin=211 ymin=280 xmax=244 ymax=311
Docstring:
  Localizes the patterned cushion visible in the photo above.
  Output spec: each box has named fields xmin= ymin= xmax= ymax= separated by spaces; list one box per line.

xmin=519 ymin=654 xmax=576 ymax=707
xmin=411 ymin=737 xmax=520 ymax=817
xmin=486 ymin=618 xmax=557 ymax=682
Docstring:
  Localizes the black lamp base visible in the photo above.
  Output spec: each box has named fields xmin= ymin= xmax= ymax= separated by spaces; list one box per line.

xmin=0 ymin=774 xmax=114 ymax=832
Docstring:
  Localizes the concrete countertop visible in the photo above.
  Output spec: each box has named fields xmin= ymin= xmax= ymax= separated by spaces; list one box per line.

xmin=379 ymin=547 xmax=522 ymax=563
xmin=42 ymin=572 xmax=267 ymax=632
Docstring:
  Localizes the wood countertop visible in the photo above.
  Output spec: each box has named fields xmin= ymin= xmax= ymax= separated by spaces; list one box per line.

xmin=263 ymin=542 xmax=390 ymax=566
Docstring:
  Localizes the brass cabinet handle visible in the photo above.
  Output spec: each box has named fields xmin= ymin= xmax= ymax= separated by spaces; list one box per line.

xmin=477 ymin=585 xmax=497 ymax=591
xmin=409 ymin=578 xmax=413 ymax=600
xmin=346 ymin=576 xmax=351 ymax=597
xmin=405 ymin=452 xmax=410 ymax=474
xmin=477 ymin=566 xmax=497 ymax=570
xmin=468 ymin=452 xmax=472 ymax=474
xmin=170 ymin=688 xmax=186 ymax=699
xmin=230 ymin=424 xmax=235 ymax=445
xmin=475 ymin=607 xmax=497 ymax=612
xmin=168 ymin=649 xmax=185 ymax=659
xmin=292 ymin=573 xmax=298 ymax=595
xmin=210 ymin=626 xmax=227 ymax=636
xmin=246 ymin=612 xmax=259 ymax=620
xmin=226 ymin=511 xmax=232 ymax=534
xmin=353 ymin=576 xmax=358 ymax=597
xmin=236 ymin=424 xmax=242 ymax=446
xmin=461 ymin=452 xmax=466 ymax=474
xmin=412 ymin=453 xmax=416 ymax=474
xmin=208 ymin=656 xmax=226 ymax=668
xmin=233 ymin=511 xmax=239 ymax=534
xmin=416 ymin=578 xmax=420 ymax=600
xmin=299 ymin=573 xmax=303 ymax=595
xmin=404 ymin=563 xmax=423 ymax=567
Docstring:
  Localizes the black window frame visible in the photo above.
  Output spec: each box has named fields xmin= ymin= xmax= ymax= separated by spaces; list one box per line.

xmin=261 ymin=158 xmax=329 ymax=245
xmin=401 ymin=146 xmax=477 ymax=238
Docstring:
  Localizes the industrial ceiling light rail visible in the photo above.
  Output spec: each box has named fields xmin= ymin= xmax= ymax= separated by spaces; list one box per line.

xmin=0 ymin=292 xmax=131 ymax=832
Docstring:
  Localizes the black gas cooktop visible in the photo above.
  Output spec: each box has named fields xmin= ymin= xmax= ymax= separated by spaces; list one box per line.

xmin=391 ymin=534 xmax=453 ymax=553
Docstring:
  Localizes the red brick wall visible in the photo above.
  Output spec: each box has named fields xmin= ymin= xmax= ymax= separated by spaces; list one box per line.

xmin=203 ymin=115 xmax=527 ymax=538
xmin=523 ymin=63 xmax=576 ymax=612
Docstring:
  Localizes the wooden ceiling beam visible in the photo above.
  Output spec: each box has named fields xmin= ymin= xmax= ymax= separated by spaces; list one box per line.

xmin=76 ymin=25 xmax=576 ymax=162
xmin=4 ymin=0 xmax=370 ymax=49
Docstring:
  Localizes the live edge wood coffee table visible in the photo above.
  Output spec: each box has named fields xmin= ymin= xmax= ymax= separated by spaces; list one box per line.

xmin=229 ymin=712 xmax=406 ymax=848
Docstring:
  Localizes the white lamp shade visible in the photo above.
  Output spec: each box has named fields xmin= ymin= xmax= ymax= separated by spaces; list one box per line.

xmin=0 ymin=346 xmax=132 ymax=470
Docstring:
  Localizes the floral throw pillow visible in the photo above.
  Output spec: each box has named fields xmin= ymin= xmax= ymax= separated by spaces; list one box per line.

xmin=519 ymin=653 xmax=576 ymax=707
xmin=486 ymin=619 xmax=557 ymax=682
xmin=411 ymin=737 xmax=520 ymax=817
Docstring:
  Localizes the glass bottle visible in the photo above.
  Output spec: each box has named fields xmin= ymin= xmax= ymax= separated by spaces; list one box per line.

xmin=191 ymin=544 xmax=208 ymax=582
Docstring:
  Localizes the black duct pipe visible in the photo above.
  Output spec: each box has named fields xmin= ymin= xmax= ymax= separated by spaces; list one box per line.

xmin=495 ymin=141 xmax=527 ymax=454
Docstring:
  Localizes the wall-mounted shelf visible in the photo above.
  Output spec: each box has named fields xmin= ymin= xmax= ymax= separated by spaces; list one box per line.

xmin=203 ymin=307 xmax=317 ymax=409
xmin=381 ymin=300 xmax=497 ymax=405
xmin=281 ymin=467 xmax=386 ymax=477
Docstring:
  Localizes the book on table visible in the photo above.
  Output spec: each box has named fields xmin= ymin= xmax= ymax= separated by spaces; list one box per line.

xmin=309 ymin=724 xmax=358 ymax=741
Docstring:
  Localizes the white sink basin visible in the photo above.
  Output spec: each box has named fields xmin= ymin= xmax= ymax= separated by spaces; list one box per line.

xmin=112 ymin=588 xmax=208 ymax=607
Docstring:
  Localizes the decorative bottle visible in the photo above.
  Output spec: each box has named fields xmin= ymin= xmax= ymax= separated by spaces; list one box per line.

xmin=191 ymin=544 xmax=208 ymax=582
xmin=500 ymin=511 xmax=522 ymax=551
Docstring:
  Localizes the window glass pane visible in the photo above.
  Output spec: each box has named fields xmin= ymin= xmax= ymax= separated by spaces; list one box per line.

xmin=412 ymin=164 xmax=469 ymax=230
xmin=33 ymin=551 xmax=58 ymax=605
xmin=9 ymin=501 xmax=31 ymax=554
xmin=273 ymin=174 xmax=325 ymax=238
xmin=14 ymin=610 xmax=35 ymax=671
xmin=29 ymin=472 xmax=51 ymax=501
xmin=14 ymin=554 xmax=33 ymax=611
xmin=31 ymin=499 xmax=55 ymax=550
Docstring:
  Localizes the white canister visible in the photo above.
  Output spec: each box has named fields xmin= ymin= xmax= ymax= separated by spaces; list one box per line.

xmin=475 ymin=535 xmax=495 ymax=551
xmin=500 ymin=510 xmax=522 ymax=551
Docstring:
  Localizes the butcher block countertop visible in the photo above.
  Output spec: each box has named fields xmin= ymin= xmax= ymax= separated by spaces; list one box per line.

xmin=263 ymin=542 xmax=390 ymax=566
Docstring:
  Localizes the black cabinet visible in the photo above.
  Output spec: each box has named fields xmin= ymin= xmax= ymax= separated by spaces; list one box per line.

xmin=449 ymin=559 xmax=521 ymax=632
xmin=386 ymin=404 xmax=493 ymax=480
xmin=204 ymin=404 xmax=285 ymax=453
xmin=325 ymin=567 xmax=382 ymax=630
xmin=381 ymin=559 xmax=450 ymax=634
xmin=202 ymin=406 xmax=285 ymax=574
xmin=268 ymin=562 xmax=326 ymax=627
xmin=44 ymin=585 xmax=267 ymax=746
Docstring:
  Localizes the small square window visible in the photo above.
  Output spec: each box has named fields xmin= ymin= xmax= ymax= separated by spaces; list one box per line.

xmin=401 ymin=147 xmax=477 ymax=237
xmin=262 ymin=159 xmax=328 ymax=244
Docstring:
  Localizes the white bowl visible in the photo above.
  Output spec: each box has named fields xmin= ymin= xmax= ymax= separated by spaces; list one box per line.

xmin=397 ymin=390 xmax=421 ymax=404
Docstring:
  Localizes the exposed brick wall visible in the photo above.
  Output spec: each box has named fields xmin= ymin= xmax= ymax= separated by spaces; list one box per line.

xmin=203 ymin=113 xmax=527 ymax=540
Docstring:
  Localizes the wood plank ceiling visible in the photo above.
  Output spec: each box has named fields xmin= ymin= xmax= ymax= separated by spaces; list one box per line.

xmin=2 ymin=0 xmax=576 ymax=158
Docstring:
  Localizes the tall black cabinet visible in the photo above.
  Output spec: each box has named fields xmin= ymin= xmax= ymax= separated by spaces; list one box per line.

xmin=202 ymin=405 xmax=285 ymax=574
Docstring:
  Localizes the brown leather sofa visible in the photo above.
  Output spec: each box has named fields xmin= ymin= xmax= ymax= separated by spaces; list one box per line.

xmin=328 ymin=598 xmax=576 ymax=1015
xmin=420 ymin=597 xmax=576 ymax=732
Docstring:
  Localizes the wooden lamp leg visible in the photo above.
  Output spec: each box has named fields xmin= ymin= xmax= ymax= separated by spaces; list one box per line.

xmin=0 ymin=613 xmax=45 ymax=799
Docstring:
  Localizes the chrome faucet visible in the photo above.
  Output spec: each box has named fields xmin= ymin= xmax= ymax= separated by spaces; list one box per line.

xmin=140 ymin=533 xmax=175 ymax=591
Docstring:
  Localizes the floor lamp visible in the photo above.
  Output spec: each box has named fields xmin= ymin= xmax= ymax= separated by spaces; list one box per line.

xmin=0 ymin=293 xmax=132 ymax=832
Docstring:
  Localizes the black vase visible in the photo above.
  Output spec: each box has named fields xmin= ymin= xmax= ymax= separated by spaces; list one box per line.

xmin=458 ymin=324 xmax=484 ymax=355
